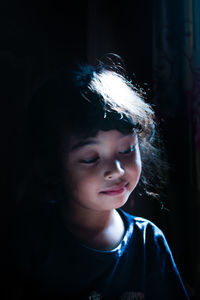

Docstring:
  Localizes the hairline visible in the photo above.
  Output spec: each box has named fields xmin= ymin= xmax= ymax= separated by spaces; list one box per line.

xmin=68 ymin=131 xmax=137 ymax=152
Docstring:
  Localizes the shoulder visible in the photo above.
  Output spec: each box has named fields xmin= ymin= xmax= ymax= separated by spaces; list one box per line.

xmin=120 ymin=209 xmax=164 ymax=237
xmin=119 ymin=209 xmax=168 ymax=250
xmin=118 ymin=210 xmax=190 ymax=299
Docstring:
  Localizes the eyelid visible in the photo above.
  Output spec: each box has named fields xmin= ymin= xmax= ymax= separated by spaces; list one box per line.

xmin=80 ymin=144 xmax=136 ymax=162
xmin=80 ymin=157 xmax=99 ymax=164
xmin=119 ymin=145 xmax=135 ymax=154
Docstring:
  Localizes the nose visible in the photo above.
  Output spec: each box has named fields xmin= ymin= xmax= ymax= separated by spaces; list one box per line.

xmin=104 ymin=160 xmax=125 ymax=180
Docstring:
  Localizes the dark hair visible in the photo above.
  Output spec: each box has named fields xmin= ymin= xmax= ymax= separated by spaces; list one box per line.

xmin=17 ymin=56 xmax=168 ymax=207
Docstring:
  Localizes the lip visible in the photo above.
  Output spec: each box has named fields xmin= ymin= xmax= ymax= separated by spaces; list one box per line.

xmin=100 ymin=182 xmax=129 ymax=196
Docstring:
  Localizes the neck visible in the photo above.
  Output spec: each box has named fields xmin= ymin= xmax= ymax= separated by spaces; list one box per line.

xmin=59 ymin=202 xmax=125 ymax=251
xmin=60 ymin=201 xmax=115 ymax=232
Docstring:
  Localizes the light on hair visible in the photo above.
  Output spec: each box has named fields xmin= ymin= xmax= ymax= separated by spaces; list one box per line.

xmin=89 ymin=70 xmax=154 ymax=129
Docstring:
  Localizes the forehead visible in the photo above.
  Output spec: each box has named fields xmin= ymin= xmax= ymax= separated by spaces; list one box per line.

xmin=68 ymin=130 xmax=136 ymax=152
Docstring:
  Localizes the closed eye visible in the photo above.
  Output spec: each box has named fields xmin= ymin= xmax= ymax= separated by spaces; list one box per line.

xmin=119 ymin=146 xmax=135 ymax=154
xmin=80 ymin=145 xmax=135 ymax=163
xmin=80 ymin=157 xmax=99 ymax=164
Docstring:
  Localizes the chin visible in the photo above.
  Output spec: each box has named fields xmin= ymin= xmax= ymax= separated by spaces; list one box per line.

xmin=109 ymin=195 xmax=130 ymax=210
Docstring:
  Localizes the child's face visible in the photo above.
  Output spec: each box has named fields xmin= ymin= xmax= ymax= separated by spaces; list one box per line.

xmin=63 ymin=130 xmax=141 ymax=212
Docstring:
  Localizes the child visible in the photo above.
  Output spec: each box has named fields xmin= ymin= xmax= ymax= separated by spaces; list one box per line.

xmin=16 ymin=56 xmax=190 ymax=299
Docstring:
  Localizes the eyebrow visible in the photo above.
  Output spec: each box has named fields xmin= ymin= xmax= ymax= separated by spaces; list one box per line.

xmin=70 ymin=133 xmax=136 ymax=152
xmin=70 ymin=140 xmax=99 ymax=151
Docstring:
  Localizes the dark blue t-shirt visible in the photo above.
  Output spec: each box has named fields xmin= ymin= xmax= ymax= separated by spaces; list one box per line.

xmin=16 ymin=203 xmax=189 ymax=299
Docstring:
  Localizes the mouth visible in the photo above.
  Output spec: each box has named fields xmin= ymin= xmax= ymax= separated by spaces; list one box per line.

xmin=100 ymin=182 xmax=129 ymax=196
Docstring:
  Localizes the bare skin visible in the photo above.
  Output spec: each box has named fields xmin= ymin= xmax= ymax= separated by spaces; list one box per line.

xmin=60 ymin=130 xmax=141 ymax=251
xmin=60 ymin=202 xmax=125 ymax=251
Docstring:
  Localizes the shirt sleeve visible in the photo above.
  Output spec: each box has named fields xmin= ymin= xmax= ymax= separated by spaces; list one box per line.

xmin=145 ymin=223 xmax=190 ymax=300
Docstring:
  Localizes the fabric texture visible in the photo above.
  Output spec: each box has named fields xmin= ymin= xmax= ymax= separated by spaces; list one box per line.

xmin=15 ymin=202 xmax=189 ymax=299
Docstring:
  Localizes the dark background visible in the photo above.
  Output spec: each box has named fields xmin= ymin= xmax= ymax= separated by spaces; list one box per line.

xmin=1 ymin=1 xmax=199 ymax=299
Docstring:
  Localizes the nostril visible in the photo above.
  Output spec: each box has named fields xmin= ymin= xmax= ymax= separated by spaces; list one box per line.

xmin=104 ymin=160 xmax=125 ymax=180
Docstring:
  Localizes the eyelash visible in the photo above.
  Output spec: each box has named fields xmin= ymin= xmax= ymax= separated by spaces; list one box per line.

xmin=119 ymin=145 xmax=135 ymax=154
xmin=81 ymin=157 xmax=99 ymax=164
xmin=80 ymin=146 xmax=135 ymax=164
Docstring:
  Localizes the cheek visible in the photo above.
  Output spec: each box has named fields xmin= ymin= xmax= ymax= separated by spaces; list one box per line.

xmin=135 ymin=155 xmax=142 ymax=176
xmin=134 ymin=147 xmax=142 ymax=171
xmin=124 ymin=151 xmax=142 ymax=179
xmin=65 ymin=165 xmax=100 ymax=191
